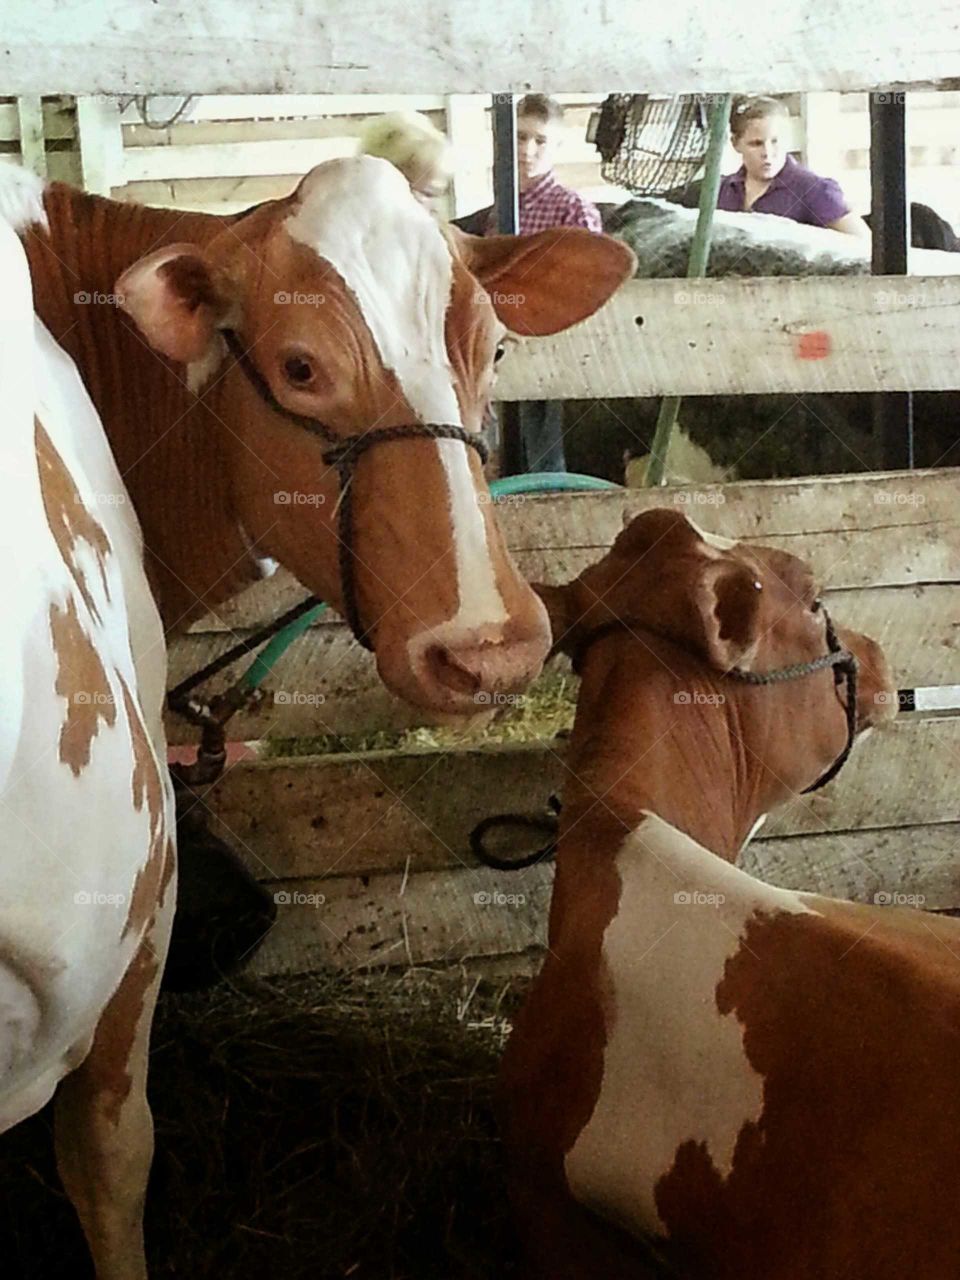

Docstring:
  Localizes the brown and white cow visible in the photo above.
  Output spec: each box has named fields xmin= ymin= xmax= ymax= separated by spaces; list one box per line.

xmin=497 ymin=509 xmax=959 ymax=1280
xmin=0 ymin=159 xmax=635 ymax=1278
xmin=1 ymin=212 xmax=175 ymax=1279
xmin=5 ymin=156 xmax=635 ymax=713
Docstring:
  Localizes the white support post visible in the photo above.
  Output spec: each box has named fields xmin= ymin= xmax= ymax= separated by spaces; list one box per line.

xmin=446 ymin=94 xmax=493 ymax=217
xmin=76 ymin=95 xmax=124 ymax=196
xmin=801 ymin=92 xmax=843 ymax=175
xmin=16 ymin=97 xmax=47 ymax=178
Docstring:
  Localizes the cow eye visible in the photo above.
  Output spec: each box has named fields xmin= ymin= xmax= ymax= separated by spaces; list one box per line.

xmin=811 ymin=597 xmax=823 ymax=613
xmin=494 ymin=343 xmax=506 ymax=364
xmin=284 ymin=354 xmax=315 ymax=386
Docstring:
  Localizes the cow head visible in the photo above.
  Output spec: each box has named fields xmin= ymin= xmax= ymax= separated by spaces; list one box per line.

xmin=537 ymin=508 xmax=896 ymax=812
xmin=116 ymin=157 xmax=636 ymax=714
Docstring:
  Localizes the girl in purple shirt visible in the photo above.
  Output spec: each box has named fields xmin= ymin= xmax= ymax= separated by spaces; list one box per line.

xmin=718 ymin=97 xmax=871 ymax=239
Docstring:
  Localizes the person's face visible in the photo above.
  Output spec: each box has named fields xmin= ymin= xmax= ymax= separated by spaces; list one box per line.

xmin=516 ymin=114 xmax=560 ymax=190
xmin=732 ymin=116 xmax=787 ymax=183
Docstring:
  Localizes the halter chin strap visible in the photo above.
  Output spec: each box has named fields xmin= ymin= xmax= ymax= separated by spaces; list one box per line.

xmin=220 ymin=328 xmax=489 ymax=649
xmin=572 ymin=605 xmax=860 ymax=795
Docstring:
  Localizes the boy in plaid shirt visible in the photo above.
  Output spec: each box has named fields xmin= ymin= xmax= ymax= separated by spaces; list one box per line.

xmin=485 ymin=95 xmax=603 ymax=471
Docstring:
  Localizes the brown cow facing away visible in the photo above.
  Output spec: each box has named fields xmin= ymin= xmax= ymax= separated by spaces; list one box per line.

xmin=499 ymin=509 xmax=960 ymax=1280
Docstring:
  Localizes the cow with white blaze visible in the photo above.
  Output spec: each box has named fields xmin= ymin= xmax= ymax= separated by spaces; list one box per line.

xmin=0 ymin=158 xmax=635 ymax=1278
xmin=498 ymin=509 xmax=960 ymax=1280
xmin=12 ymin=156 xmax=636 ymax=711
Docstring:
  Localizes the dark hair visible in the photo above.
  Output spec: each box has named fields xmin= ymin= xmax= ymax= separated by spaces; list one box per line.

xmin=730 ymin=95 xmax=788 ymax=140
xmin=517 ymin=93 xmax=564 ymax=124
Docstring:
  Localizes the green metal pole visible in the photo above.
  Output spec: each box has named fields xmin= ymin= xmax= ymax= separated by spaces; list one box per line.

xmin=645 ymin=93 xmax=733 ymax=488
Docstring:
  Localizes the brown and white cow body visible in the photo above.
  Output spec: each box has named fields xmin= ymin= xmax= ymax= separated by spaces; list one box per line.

xmin=0 ymin=158 xmax=635 ymax=1276
xmin=1 ymin=210 xmax=174 ymax=1277
xmin=500 ymin=510 xmax=960 ymax=1280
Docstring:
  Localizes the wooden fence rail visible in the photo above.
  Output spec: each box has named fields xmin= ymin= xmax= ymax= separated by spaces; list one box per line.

xmin=162 ymin=471 xmax=960 ymax=975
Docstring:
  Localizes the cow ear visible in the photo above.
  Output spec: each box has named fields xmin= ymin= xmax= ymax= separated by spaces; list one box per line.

xmin=693 ymin=560 xmax=765 ymax=673
xmin=457 ymin=228 xmax=636 ymax=336
xmin=116 ymin=244 xmax=234 ymax=363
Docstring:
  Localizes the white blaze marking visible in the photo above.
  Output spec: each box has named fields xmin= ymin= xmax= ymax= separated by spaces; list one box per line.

xmin=565 ymin=813 xmax=817 ymax=1237
xmin=285 ymin=157 xmax=506 ymax=636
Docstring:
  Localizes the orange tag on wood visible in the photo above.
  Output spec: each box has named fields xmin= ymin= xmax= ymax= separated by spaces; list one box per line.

xmin=796 ymin=331 xmax=831 ymax=360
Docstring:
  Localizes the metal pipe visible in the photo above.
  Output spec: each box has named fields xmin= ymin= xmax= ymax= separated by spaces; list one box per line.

xmin=646 ymin=93 xmax=732 ymax=487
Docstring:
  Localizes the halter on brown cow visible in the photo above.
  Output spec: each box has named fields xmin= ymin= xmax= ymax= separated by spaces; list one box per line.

xmin=14 ymin=156 xmax=635 ymax=715
xmin=497 ymin=509 xmax=960 ymax=1280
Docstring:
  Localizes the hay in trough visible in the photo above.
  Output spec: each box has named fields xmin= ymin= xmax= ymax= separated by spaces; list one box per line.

xmin=264 ymin=671 xmax=579 ymax=759
xmin=0 ymin=967 xmax=530 ymax=1279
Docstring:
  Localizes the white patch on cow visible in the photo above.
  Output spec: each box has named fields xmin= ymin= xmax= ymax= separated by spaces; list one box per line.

xmin=431 ymin=437 xmax=508 ymax=630
xmin=285 ymin=156 xmax=505 ymax=636
xmin=0 ymin=217 xmax=173 ymax=1130
xmin=285 ymin=156 xmax=462 ymax=428
xmin=740 ymin=812 xmax=767 ymax=854
xmin=686 ymin=516 xmax=738 ymax=551
xmin=186 ymin=333 xmax=228 ymax=394
xmin=238 ymin=522 xmax=279 ymax=579
xmin=564 ymin=812 xmax=818 ymax=1238
xmin=0 ymin=161 xmax=47 ymax=234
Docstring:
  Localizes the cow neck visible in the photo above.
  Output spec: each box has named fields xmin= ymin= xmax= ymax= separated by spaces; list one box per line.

xmin=24 ymin=183 xmax=261 ymax=631
xmin=559 ymin=629 xmax=759 ymax=868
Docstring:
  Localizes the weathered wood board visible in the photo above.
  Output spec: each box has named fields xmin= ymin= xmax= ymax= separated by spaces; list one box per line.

xmin=166 ymin=582 xmax=960 ymax=744
xmin=494 ymin=276 xmax=960 ymax=401
xmin=247 ymin=821 xmax=960 ymax=975
xmin=167 ymin=471 xmax=960 ymax=742
xmin=741 ymin=821 xmax=960 ymax=906
xmin=200 ymin=713 xmax=960 ymax=884
xmin=4 ymin=1 xmax=960 ymax=95
xmin=249 ymin=862 xmax=555 ymax=975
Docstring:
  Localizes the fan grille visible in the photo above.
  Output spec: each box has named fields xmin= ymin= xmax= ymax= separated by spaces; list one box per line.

xmin=597 ymin=95 xmax=711 ymax=196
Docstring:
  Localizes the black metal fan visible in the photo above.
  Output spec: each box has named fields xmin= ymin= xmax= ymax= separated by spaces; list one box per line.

xmin=589 ymin=94 xmax=711 ymax=196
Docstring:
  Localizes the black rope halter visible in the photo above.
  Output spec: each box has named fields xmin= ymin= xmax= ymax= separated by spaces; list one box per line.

xmin=220 ymin=329 xmax=489 ymax=649
xmin=470 ymin=604 xmax=859 ymax=869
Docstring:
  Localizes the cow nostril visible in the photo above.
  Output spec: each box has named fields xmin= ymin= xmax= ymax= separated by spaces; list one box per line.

xmin=426 ymin=645 xmax=482 ymax=696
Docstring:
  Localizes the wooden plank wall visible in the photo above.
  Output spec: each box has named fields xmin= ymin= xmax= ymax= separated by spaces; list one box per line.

xmin=5 ymin=0 xmax=960 ymax=95
xmin=167 ymin=472 xmax=960 ymax=975
xmin=168 ymin=470 xmax=960 ymax=743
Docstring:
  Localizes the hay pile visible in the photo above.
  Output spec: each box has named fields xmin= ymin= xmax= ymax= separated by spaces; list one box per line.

xmin=265 ymin=672 xmax=579 ymax=759
xmin=0 ymin=968 xmax=529 ymax=1280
